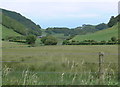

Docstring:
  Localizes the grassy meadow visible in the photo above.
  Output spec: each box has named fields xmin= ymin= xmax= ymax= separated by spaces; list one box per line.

xmin=72 ymin=24 xmax=118 ymax=42
xmin=2 ymin=41 xmax=118 ymax=85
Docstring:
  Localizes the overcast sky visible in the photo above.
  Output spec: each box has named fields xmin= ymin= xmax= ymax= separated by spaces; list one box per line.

xmin=0 ymin=0 xmax=119 ymax=28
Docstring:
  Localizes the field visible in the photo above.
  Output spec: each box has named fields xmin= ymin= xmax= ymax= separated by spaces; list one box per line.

xmin=72 ymin=24 xmax=118 ymax=42
xmin=2 ymin=41 xmax=118 ymax=85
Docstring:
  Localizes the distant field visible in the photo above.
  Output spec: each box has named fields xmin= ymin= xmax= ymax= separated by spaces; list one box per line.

xmin=72 ymin=24 xmax=118 ymax=42
xmin=3 ymin=44 xmax=118 ymax=63
xmin=1 ymin=24 xmax=21 ymax=39
xmin=2 ymin=41 xmax=118 ymax=85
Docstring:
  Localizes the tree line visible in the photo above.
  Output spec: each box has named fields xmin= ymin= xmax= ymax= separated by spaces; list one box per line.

xmin=45 ymin=23 xmax=108 ymax=37
xmin=62 ymin=36 xmax=119 ymax=45
xmin=3 ymin=35 xmax=119 ymax=46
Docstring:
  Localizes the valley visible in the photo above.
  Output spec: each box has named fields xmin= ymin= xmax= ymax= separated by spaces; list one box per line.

xmin=0 ymin=8 xmax=119 ymax=85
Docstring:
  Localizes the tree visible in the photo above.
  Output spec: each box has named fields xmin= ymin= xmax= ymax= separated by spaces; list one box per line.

xmin=62 ymin=40 xmax=70 ymax=45
xmin=111 ymin=36 xmax=117 ymax=42
xmin=41 ymin=36 xmax=47 ymax=44
xmin=41 ymin=36 xmax=58 ymax=45
xmin=26 ymin=35 xmax=36 ymax=44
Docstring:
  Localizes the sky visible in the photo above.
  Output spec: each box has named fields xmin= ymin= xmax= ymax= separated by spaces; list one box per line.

xmin=0 ymin=0 xmax=119 ymax=29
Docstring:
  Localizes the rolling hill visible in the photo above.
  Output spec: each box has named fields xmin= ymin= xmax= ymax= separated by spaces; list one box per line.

xmin=1 ymin=8 xmax=119 ymax=44
xmin=72 ymin=24 xmax=118 ymax=42
xmin=1 ymin=8 xmax=42 ymax=36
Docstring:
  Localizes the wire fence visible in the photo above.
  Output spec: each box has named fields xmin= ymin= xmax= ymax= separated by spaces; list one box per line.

xmin=2 ymin=52 xmax=119 ymax=85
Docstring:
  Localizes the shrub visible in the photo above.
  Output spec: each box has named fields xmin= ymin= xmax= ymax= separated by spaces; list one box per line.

xmin=62 ymin=40 xmax=70 ymax=45
xmin=26 ymin=35 xmax=36 ymax=44
xmin=41 ymin=35 xmax=58 ymax=45
xmin=111 ymin=37 xmax=117 ymax=42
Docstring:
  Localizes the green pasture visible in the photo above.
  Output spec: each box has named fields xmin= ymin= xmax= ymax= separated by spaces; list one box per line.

xmin=72 ymin=24 xmax=118 ymax=42
xmin=3 ymin=45 xmax=118 ymax=63
xmin=2 ymin=41 xmax=29 ymax=48
xmin=2 ymin=41 xmax=118 ymax=85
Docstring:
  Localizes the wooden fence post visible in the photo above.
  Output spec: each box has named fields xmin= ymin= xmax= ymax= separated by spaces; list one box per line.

xmin=98 ymin=52 xmax=104 ymax=85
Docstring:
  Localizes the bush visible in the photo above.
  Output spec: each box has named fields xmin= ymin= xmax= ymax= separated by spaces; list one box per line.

xmin=26 ymin=35 xmax=36 ymax=44
xmin=111 ymin=36 xmax=117 ymax=42
xmin=62 ymin=40 xmax=70 ymax=45
xmin=41 ymin=36 xmax=58 ymax=45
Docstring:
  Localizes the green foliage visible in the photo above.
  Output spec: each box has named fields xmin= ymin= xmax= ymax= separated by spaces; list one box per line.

xmin=111 ymin=36 xmax=117 ymax=42
xmin=95 ymin=23 xmax=108 ymax=30
xmin=108 ymin=15 xmax=119 ymax=27
xmin=41 ymin=36 xmax=58 ymax=45
xmin=45 ymin=27 xmax=70 ymax=36
xmin=45 ymin=25 xmax=97 ymax=37
xmin=26 ymin=35 xmax=36 ymax=44
xmin=101 ymin=40 xmax=106 ymax=43
xmin=81 ymin=24 xmax=96 ymax=33
xmin=62 ymin=40 xmax=70 ymax=45
xmin=108 ymin=16 xmax=116 ymax=27
xmin=63 ymin=37 xmax=119 ymax=45
xmin=62 ymin=40 xmax=118 ymax=45
xmin=4 ymin=36 xmax=25 ymax=43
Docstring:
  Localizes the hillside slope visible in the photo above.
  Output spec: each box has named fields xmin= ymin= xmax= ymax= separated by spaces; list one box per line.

xmin=1 ymin=24 xmax=22 ymax=39
xmin=1 ymin=8 xmax=42 ymax=36
xmin=72 ymin=24 xmax=118 ymax=42
xmin=2 ymin=9 xmax=41 ymax=30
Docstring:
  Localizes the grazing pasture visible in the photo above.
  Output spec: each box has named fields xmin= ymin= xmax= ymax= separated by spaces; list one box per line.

xmin=72 ymin=24 xmax=118 ymax=42
xmin=2 ymin=41 xmax=118 ymax=85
